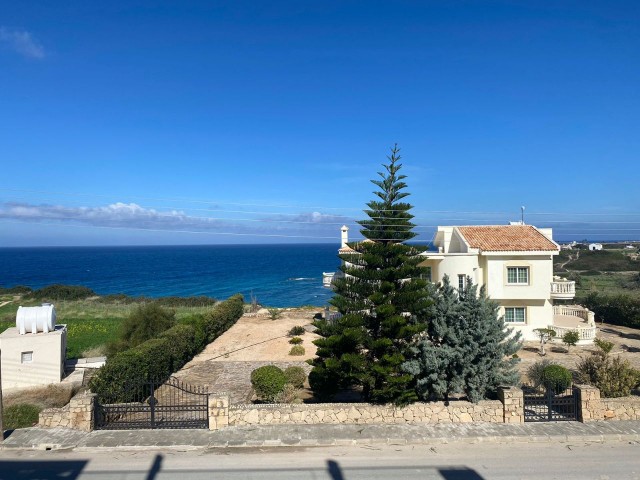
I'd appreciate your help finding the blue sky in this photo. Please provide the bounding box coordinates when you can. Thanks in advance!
[1,1,639,246]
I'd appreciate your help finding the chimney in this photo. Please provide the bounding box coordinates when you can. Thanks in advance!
[341,225,349,248]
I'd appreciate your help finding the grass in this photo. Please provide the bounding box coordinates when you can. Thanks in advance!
[562,250,640,272]
[2,404,41,429]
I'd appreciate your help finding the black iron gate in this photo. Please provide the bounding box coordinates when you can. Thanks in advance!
[523,386,577,422]
[95,377,209,430]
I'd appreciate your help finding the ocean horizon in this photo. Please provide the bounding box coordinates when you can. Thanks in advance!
[0,244,342,307]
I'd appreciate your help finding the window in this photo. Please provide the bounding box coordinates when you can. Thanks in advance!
[504,307,526,323]
[458,274,466,291]
[21,351,33,363]
[507,267,529,284]
[420,267,432,283]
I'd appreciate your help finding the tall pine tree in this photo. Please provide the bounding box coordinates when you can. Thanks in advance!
[403,276,522,403]
[310,145,430,405]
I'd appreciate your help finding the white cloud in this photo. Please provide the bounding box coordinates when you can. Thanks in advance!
[0,27,45,59]
[0,202,348,239]
[0,202,226,230]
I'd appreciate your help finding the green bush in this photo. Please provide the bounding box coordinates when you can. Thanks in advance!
[289,345,305,356]
[0,285,33,295]
[288,325,306,336]
[527,359,558,389]
[576,351,640,398]
[581,292,640,329]
[268,308,282,320]
[28,284,95,301]
[562,331,580,350]
[90,294,244,402]
[289,336,303,345]
[541,365,573,393]
[594,338,615,355]
[251,365,287,402]
[107,303,176,356]
[274,383,301,404]
[2,403,41,429]
[284,366,307,388]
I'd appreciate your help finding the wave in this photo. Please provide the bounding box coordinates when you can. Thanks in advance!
[288,277,318,281]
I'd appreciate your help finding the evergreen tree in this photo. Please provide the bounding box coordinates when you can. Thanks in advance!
[310,145,430,405]
[403,276,521,403]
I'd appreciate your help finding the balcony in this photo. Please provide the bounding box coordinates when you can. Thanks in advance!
[550,305,597,344]
[550,278,575,300]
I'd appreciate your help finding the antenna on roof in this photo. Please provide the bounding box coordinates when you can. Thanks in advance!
[521,206,525,225]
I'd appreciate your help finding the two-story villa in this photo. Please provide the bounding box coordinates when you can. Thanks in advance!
[324,224,596,343]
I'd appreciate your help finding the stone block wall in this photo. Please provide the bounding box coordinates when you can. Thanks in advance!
[575,384,640,422]
[39,392,96,432]
[226,399,504,428]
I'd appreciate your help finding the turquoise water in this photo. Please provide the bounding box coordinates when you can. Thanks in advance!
[0,244,340,307]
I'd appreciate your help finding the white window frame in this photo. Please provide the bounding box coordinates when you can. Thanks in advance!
[458,274,466,291]
[504,307,526,323]
[507,267,529,285]
[21,351,33,363]
[420,266,432,283]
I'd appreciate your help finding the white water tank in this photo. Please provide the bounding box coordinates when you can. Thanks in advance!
[16,303,57,335]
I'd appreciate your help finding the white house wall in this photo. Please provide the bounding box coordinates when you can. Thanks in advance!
[484,255,554,301]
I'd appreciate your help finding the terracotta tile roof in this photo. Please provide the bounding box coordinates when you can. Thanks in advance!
[338,239,373,254]
[456,225,558,252]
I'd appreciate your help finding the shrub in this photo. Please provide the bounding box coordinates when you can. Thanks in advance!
[2,403,41,429]
[107,303,176,355]
[527,359,558,389]
[288,325,306,336]
[289,336,303,345]
[562,331,580,351]
[251,365,286,402]
[541,365,572,393]
[28,284,95,301]
[274,383,301,404]
[594,338,615,355]
[0,285,32,295]
[289,345,305,356]
[576,351,640,398]
[267,308,282,320]
[284,366,307,388]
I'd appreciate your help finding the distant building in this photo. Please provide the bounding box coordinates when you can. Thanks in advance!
[589,243,603,251]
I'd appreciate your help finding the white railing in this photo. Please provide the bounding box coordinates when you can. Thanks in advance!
[324,308,343,324]
[322,272,335,288]
[550,280,576,300]
[550,280,575,296]
[553,305,588,321]
[548,324,597,342]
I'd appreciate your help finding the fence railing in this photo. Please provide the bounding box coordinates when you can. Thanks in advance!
[550,280,576,297]
[553,305,589,320]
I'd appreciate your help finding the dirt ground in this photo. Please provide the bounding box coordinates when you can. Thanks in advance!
[186,309,320,363]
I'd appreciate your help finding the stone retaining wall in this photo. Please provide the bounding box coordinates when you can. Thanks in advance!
[576,384,640,421]
[226,399,503,427]
[39,392,96,432]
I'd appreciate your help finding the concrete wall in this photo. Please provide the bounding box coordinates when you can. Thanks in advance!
[0,326,67,389]
[484,255,553,301]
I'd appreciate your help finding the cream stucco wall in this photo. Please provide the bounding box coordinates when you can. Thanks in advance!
[0,325,67,389]
[483,254,554,301]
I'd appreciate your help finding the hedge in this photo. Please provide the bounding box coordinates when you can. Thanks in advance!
[580,292,640,329]
[90,294,245,402]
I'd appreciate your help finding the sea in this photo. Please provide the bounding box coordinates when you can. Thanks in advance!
[0,244,341,307]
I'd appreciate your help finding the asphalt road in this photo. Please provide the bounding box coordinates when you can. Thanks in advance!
[0,441,639,479]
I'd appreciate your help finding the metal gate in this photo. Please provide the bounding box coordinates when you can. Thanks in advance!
[523,386,577,422]
[95,377,209,430]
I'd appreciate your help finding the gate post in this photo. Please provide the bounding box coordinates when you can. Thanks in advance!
[69,392,97,432]
[574,384,603,422]
[498,386,524,423]
[208,393,229,430]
